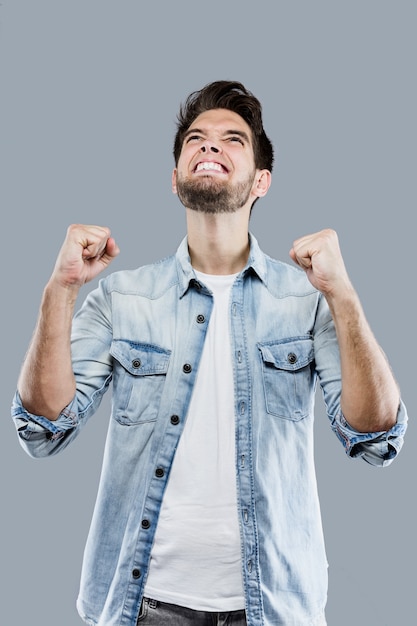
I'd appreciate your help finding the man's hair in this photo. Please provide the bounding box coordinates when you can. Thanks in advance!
[173,80,274,172]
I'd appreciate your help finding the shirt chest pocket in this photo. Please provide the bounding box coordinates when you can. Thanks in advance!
[110,340,171,425]
[258,336,315,421]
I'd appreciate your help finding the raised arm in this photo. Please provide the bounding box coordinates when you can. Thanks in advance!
[18,224,120,420]
[290,228,399,433]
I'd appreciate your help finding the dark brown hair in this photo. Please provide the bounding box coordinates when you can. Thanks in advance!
[173,80,274,172]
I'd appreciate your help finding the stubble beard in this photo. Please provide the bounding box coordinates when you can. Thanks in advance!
[176,172,256,214]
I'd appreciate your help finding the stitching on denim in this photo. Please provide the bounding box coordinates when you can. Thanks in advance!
[61,406,77,425]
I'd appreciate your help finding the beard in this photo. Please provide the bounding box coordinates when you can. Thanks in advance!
[176,171,256,214]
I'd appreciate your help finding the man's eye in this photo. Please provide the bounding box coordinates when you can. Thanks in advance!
[228,136,244,144]
[186,135,202,142]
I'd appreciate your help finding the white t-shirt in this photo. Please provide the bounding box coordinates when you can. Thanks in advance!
[144,272,245,611]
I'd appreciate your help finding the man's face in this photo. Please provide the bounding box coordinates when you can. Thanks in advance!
[172,109,259,214]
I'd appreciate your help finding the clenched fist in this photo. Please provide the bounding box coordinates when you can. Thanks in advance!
[289,229,352,298]
[51,224,120,289]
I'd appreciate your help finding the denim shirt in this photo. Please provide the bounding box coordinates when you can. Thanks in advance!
[12,234,407,626]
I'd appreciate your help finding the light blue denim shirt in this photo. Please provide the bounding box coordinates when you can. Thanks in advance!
[12,234,407,626]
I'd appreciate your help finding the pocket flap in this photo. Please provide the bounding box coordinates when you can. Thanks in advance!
[258,337,314,371]
[110,340,171,376]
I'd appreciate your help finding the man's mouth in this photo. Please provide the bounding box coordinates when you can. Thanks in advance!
[193,161,228,174]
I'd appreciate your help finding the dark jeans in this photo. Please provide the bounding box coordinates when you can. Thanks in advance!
[137,597,247,625]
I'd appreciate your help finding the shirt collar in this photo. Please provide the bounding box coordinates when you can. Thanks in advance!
[175,232,268,298]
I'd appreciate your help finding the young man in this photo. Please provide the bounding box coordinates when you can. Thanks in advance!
[12,81,407,626]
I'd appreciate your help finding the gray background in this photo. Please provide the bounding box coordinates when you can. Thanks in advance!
[1,1,415,624]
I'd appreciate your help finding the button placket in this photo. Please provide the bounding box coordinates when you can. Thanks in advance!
[230,283,263,616]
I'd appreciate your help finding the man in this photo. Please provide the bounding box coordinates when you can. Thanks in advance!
[12,81,407,626]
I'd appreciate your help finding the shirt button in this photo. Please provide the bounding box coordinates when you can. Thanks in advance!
[183,363,192,373]
[287,352,298,364]
[196,314,205,324]
[132,359,141,368]
[132,568,141,579]
[155,467,165,478]
[170,415,180,425]
[141,519,151,529]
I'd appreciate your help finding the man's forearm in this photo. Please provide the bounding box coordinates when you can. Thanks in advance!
[327,286,400,433]
[17,280,79,420]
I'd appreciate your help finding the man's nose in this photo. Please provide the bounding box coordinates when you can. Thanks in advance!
[200,142,220,154]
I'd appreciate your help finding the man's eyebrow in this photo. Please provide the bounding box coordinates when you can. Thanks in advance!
[183,128,251,143]
[183,128,204,139]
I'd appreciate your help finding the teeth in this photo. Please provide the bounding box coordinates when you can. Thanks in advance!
[196,162,223,173]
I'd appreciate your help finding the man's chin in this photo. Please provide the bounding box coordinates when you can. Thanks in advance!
[176,174,254,214]
[186,175,225,192]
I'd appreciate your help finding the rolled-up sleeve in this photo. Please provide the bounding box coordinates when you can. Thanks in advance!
[331,399,408,467]
[11,392,81,457]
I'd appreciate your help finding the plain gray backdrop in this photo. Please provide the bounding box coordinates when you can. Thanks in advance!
[1,2,415,624]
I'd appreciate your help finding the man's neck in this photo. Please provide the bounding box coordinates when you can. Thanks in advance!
[186,209,251,275]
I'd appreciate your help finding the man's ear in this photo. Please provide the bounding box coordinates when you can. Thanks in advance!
[253,169,272,198]
[172,169,178,194]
